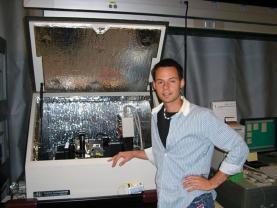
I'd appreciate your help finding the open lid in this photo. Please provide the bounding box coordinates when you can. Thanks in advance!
[28,17,167,92]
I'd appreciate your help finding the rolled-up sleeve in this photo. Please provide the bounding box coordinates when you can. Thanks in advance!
[219,136,249,175]
[144,147,155,165]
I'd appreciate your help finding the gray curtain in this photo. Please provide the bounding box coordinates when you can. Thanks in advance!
[163,33,277,120]
[0,0,32,182]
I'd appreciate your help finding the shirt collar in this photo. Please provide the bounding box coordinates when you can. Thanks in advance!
[152,96,190,116]
[179,96,190,116]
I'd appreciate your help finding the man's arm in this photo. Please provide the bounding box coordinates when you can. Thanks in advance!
[206,110,249,175]
[109,150,148,167]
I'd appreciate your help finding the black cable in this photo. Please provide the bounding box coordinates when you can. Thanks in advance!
[39,83,44,142]
[149,82,154,109]
[184,1,189,96]
[39,83,44,118]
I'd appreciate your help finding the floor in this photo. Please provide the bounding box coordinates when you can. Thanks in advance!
[215,201,224,208]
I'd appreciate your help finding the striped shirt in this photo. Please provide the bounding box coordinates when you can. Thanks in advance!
[145,97,249,208]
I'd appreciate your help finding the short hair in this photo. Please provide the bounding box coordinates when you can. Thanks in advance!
[151,58,184,81]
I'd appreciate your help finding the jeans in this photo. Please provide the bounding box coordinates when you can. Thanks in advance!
[187,193,215,208]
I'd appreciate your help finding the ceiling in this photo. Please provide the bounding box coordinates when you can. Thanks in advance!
[204,0,277,8]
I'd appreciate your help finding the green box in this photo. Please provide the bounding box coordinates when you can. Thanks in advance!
[229,172,244,183]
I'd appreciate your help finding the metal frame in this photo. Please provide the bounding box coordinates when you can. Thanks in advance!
[24,0,277,34]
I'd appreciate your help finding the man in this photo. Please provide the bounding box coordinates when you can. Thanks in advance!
[109,58,249,208]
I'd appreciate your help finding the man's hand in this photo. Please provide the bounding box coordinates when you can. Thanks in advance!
[108,150,148,167]
[183,176,214,192]
[108,151,135,167]
[182,171,228,192]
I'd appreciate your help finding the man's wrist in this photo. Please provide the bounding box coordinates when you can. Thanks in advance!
[209,171,229,189]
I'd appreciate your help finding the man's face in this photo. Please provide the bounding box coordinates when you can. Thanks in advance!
[153,66,184,104]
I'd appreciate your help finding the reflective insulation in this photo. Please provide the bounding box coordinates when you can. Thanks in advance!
[34,95,152,161]
[34,24,161,92]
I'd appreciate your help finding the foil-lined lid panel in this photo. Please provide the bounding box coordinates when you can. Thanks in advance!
[32,22,163,92]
